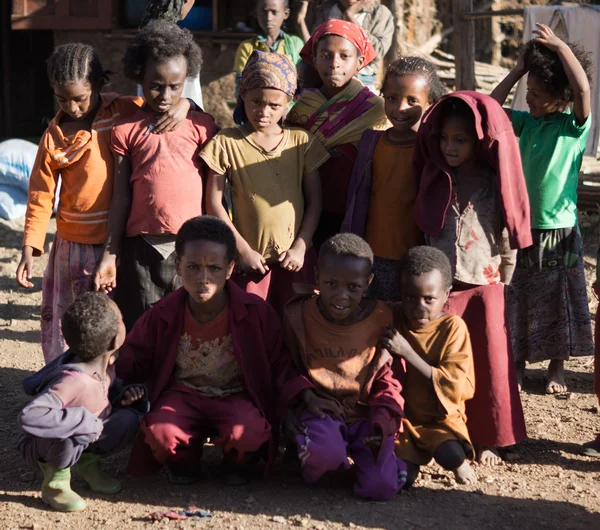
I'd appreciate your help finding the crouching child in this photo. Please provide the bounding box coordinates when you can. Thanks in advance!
[18,292,148,512]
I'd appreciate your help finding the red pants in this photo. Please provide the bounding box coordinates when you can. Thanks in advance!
[142,385,271,466]
[232,248,317,317]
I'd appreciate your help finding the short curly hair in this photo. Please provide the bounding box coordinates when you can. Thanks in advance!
[382,57,447,104]
[398,246,453,291]
[176,216,237,263]
[61,292,119,361]
[123,19,202,83]
[319,233,374,269]
[522,40,593,103]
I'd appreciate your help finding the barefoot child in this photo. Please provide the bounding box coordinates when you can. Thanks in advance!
[413,92,532,464]
[15,43,191,362]
[18,292,147,512]
[381,246,476,486]
[95,21,218,330]
[286,19,388,248]
[342,57,446,300]
[203,50,328,316]
[491,24,594,394]
[284,233,407,501]
[116,216,326,484]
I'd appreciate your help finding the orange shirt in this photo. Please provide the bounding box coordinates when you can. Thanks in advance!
[24,93,144,254]
[365,136,423,260]
[301,298,393,422]
[174,304,244,397]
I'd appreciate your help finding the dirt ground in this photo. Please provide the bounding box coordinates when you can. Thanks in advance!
[1,216,600,530]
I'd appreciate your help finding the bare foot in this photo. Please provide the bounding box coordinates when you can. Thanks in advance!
[454,461,477,484]
[477,446,502,466]
[546,359,567,394]
[515,360,526,392]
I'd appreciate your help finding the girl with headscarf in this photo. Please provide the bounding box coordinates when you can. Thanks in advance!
[286,19,388,249]
[202,51,330,317]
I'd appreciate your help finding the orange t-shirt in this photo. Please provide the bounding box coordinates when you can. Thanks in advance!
[174,304,244,397]
[301,298,393,422]
[365,136,423,260]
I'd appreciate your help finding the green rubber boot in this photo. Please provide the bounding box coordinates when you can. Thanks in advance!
[74,453,122,495]
[38,462,86,512]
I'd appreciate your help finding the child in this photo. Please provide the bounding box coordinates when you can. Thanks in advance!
[15,43,191,362]
[380,246,476,485]
[116,216,328,484]
[582,274,600,457]
[286,19,389,248]
[284,233,407,501]
[18,292,147,512]
[342,57,446,301]
[413,92,532,465]
[233,0,304,96]
[94,21,218,330]
[202,50,328,316]
[491,24,594,394]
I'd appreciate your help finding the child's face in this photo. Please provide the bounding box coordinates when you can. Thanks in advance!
[383,73,430,134]
[400,270,449,331]
[141,56,188,114]
[316,255,373,324]
[176,240,235,307]
[314,36,364,93]
[243,87,290,131]
[440,115,477,168]
[256,0,289,36]
[526,74,563,118]
[53,81,97,121]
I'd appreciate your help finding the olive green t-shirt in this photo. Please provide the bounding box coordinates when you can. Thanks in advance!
[511,110,591,229]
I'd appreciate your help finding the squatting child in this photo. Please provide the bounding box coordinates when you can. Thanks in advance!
[284,233,407,501]
[18,292,147,512]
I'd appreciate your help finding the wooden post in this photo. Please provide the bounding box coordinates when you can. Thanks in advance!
[453,0,476,90]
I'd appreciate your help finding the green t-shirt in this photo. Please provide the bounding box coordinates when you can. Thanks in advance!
[511,110,591,229]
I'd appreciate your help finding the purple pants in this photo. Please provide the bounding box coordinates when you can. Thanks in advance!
[295,414,407,501]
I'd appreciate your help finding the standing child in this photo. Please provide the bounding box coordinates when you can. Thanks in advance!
[413,92,532,464]
[202,50,328,316]
[234,0,304,96]
[284,233,407,501]
[15,43,191,362]
[18,292,147,512]
[94,21,218,330]
[342,57,446,301]
[286,19,389,249]
[491,24,594,394]
[381,246,476,486]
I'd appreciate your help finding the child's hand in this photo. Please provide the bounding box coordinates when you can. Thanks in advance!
[120,385,145,406]
[380,325,413,359]
[363,425,383,458]
[346,0,373,15]
[300,389,343,420]
[278,246,305,272]
[239,248,269,275]
[151,98,191,134]
[16,246,34,288]
[533,23,564,52]
[94,254,117,293]
[515,53,528,77]
[296,0,310,23]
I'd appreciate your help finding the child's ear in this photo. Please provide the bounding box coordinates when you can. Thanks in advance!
[357,54,366,72]
[107,350,118,366]
[226,260,235,280]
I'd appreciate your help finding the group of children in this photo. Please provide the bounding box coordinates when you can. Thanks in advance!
[13,1,598,513]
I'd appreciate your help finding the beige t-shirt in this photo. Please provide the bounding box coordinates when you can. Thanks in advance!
[200,124,329,263]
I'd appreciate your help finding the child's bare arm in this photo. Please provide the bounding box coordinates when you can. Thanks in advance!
[380,325,433,379]
[279,168,322,272]
[94,153,132,293]
[205,169,269,274]
[490,54,528,117]
[295,0,311,43]
[534,23,591,125]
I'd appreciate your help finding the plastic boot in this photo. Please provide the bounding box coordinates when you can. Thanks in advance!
[74,453,122,494]
[38,462,86,512]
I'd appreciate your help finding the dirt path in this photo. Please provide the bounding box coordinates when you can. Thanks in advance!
[1,219,599,530]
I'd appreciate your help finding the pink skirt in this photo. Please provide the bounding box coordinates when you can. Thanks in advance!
[41,235,103,363]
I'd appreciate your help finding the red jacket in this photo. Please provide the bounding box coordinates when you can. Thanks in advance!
[413,91,532,250]
[117,282,313,475]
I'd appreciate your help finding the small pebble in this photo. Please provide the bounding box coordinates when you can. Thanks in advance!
[272,515,287,524]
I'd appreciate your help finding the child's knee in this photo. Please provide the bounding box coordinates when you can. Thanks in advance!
[141,418,185,461]
[434,439,467,471]
[220,418,272,454]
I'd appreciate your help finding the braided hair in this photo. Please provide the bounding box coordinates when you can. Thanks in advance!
[382,57,446,104]
[141,0,186,27]
[46,43,110,89]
